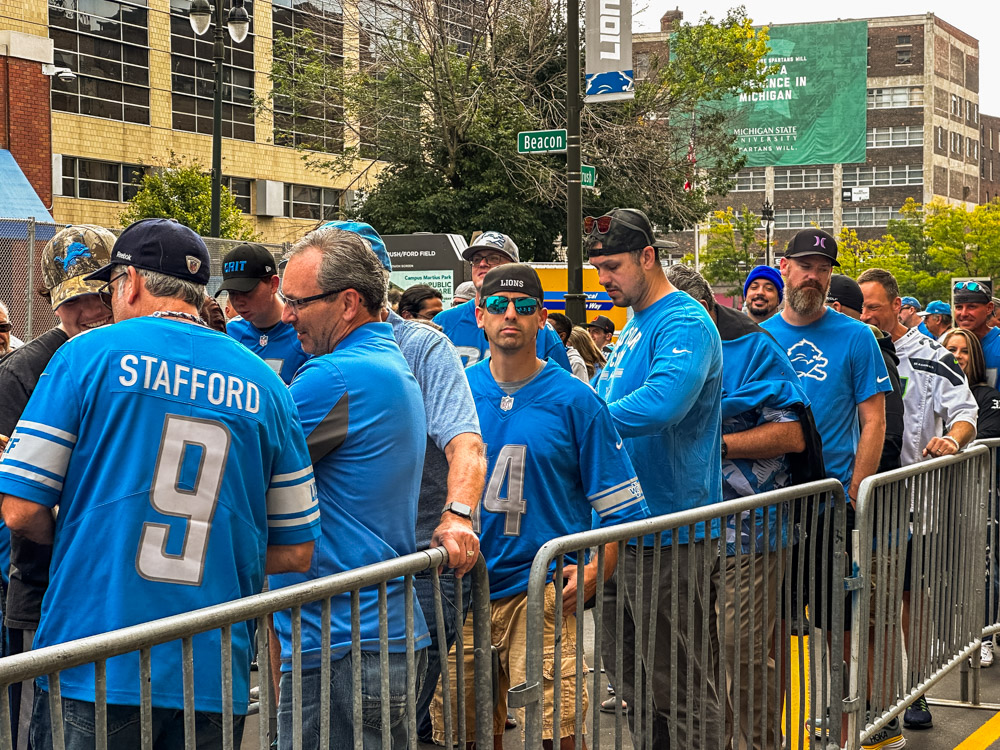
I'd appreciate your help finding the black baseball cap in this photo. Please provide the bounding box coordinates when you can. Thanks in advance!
[784,228,840,267]
[585,208,676,258]
[585,315,615,335]
[953,279,993,304]
[479,263,545,302]
[216,243,278,295]
[827,274,863,314]
[87,218,211,285]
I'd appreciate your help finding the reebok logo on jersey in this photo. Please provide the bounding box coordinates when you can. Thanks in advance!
[787,339,828,381]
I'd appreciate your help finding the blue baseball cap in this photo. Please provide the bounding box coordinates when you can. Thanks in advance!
[900,296,921,310]
[319,220,392,272]
[87,218,211,285]
[918,300,951,317]
[743,265,784,302]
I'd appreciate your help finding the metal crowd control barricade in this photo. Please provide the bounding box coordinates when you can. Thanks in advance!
[511,479,848,750]
[850,445,990,748]
[0,549,493,750]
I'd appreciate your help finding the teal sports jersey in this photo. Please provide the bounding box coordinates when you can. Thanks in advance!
[981,327,1000,388]
[434,299,573,371]
[0,317,319,712]
[467,360,648,599]
[227,317,310,385]
[271,323,430,670]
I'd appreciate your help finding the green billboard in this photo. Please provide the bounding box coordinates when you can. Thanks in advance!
[731,21,868,167]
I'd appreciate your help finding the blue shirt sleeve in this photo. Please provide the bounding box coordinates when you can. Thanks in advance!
[0,349,80,509]
[851,327,892,405]
[265,390,321,546]
[578,407,649,525]
[408,333,481,452]
[289,359,350,464]
[539,325,572,371]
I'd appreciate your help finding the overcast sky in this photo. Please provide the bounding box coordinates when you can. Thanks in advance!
[633,1,1000,114]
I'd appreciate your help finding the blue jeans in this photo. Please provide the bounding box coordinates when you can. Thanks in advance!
[412,573,472,741]
[277,648,427,750]
[30,690,245,750]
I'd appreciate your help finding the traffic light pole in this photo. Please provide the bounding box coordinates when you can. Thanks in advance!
[564,0,586,325]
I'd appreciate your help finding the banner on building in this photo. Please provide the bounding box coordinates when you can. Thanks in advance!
[730,20,867,166]
[585,0,634,103]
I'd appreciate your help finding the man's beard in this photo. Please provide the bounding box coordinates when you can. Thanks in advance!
[786,281,828,317]
[747,296,775,316]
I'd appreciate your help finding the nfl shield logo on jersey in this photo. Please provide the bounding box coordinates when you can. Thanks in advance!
[500,395,514,411]
[259,335,269,346]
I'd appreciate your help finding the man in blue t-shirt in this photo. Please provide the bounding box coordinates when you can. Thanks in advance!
[433,231,572,371]
[0,219,319,749]
[955,280,1000,386]
[269,226,430,750]
[217,243,310,384]
[588,208,724,749]
[465,263,647,745]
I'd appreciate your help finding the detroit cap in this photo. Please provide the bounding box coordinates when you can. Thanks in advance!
[917,300,951,317]
[462,231,520,263]
[585,315,615,335]
[87,218,211,285]
[585,208,675,258]
[216,243,278,295]
[42,224,116,309]
[826,274,863,314]
[479,263,544,302]
[784,228,840,267]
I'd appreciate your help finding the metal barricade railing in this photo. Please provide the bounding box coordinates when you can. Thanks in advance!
[511,479,848,750]
[0,548,493,750]
[850,445,990,747]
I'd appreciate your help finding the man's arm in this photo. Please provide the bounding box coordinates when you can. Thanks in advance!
[561,542,619,618]
[724,422,805,460]
[265,541,315,574]
[849,392,887,502]
[2,495,54,544]
[429,432,486,577]
[923,420,976,457]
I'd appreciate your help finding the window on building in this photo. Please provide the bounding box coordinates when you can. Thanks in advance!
[48,0,151,124]
[773,208,834,230]
[842,206,900,228]
[896,49,911,65]
[224,176,252,213]
[773,166,834,190]
[169,0,255,141]
[62,156,145,202]
[952,131,963,155]
[732,170,765,191]
[896,34,911,45]
[968,138,978,161]
[284,184,342,219]
[843,164,922,187]
[634,52,651,81]
[938,127,945,149]
[867,126,924,148]
[867,86,923,109]
[272,0,345,153]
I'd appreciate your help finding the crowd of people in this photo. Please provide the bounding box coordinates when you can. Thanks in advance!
[0,209,994,750]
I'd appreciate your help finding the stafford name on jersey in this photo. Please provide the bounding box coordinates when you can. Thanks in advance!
[116,353,261,414]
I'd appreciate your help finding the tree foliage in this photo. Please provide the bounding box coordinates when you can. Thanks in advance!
[120,155,258,240]
[685,206,767,298]
[266,1,775,259]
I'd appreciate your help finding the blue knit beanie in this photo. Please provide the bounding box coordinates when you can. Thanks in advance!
[743,265,783,302]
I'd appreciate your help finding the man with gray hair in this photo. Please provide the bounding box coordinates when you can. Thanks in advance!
[0,298,14,356]
[270,226,431,749]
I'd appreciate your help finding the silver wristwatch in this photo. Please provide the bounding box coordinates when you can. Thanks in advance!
[442,502,473,519]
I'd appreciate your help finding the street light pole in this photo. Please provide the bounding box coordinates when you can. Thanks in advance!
[761,198,774,267]
[564,0,586,325]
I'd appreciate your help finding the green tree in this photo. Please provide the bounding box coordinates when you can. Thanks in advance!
[685,206,766,298]
[836,226,950,302]
[120,156,258,240]
[266,2,775,259]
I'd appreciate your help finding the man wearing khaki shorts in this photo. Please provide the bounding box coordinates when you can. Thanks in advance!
[465,263,649,747]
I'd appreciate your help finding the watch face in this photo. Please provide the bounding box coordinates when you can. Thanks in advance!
[446,502,472,518]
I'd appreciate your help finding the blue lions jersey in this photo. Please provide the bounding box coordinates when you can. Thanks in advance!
[981,327,1000,388]
[227,317,310,385]
[0,317,319,712]
[435,299,573,371]
[467,361,648,599]
[270,323,430,670]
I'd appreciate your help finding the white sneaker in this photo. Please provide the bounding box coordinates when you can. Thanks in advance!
[982,641,994,667]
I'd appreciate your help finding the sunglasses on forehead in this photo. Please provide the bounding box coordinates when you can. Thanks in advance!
[482,295,539,315]
[954,281,989,293]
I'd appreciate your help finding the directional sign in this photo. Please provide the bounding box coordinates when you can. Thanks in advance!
[517,129,567,154]
[581,165,597,189]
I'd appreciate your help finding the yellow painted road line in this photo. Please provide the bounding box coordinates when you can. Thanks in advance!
[954,710,1000,750]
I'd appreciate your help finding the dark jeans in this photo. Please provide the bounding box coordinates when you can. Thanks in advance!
[412,573,472,742]
[277,648,427,750]
[30,690,245,750]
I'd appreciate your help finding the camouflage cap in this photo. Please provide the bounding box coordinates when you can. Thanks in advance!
[42,225,116,310]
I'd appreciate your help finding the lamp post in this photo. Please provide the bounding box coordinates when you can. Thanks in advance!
[563,0,585,324]
[761,198,774,268]
[188,0,250,238]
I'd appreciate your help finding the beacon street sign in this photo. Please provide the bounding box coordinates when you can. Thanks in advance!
[517,129,568,154]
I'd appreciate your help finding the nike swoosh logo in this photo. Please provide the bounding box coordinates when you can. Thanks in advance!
[616,440,623,450]
[673,348,691,354]
[877,375,889,383]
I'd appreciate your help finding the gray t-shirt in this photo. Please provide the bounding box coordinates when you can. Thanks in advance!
[388,312,481,550]
[496,361,547,395]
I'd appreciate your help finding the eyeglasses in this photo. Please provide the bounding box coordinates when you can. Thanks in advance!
[470,253,508,268]
[584,215,613,235]
[955,281,989,293]
[278,287,343,313]
[0,322,11,333]
[98,271,129,302]
[482,295,539,316]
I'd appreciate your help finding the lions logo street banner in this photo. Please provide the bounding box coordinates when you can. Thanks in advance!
[585,0,634,103]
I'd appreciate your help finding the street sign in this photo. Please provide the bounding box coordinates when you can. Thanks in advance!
[517,129,567,154]
[581,165,597,189]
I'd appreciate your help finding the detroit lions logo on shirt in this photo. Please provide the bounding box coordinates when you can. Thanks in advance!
[787,339,828,381]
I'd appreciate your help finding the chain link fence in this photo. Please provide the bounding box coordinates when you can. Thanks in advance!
[0,217,289,343]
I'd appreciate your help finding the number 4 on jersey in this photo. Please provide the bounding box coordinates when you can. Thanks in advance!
[476,444,527,536]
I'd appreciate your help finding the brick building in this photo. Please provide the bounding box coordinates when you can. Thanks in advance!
[636,12,986,257]
[982,114,1000,204]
